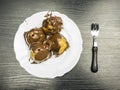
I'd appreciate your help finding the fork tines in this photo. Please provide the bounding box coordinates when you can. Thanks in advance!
[91,23,99,31]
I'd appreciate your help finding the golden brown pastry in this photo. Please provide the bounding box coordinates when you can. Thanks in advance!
[48,33,69,56]
[23,12,69,64]
[42,13,63,35]
[29,42,52,63]
[24,28,46,47]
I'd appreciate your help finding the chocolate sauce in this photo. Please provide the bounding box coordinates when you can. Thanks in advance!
[24,28,46,46]
[30,42,51,62]
[23,12,69,64]
[42,14,63,35]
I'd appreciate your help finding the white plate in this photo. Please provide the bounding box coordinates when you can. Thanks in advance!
[14,11,83,78]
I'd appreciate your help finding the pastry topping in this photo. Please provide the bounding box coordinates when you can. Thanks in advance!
[24,28,46,47]
[24,12,69,64]
[42,13,63,35]
[48,34,69,56]
[30,42,51,63]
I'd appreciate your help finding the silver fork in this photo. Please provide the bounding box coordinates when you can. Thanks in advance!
[91,23,99,73]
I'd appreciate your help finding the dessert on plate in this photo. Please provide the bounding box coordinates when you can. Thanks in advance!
[24,12,69,64]
[14,11,82,78]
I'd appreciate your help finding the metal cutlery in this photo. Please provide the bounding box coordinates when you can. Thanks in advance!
[91,23,99,73]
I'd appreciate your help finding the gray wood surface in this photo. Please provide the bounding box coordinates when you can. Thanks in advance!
[0,0,120,89]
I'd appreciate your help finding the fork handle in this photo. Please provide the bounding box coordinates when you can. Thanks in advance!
[91,46,98,73]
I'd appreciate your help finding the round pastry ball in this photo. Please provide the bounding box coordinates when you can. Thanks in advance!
[42,16,63,35]
[48,34,69,56]
[24,28,46,47]
[30,42,52,63]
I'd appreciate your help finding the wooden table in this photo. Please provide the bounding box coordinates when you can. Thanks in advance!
[0,0,120,89]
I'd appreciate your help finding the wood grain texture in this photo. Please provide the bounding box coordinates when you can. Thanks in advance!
[0,0,120,89]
